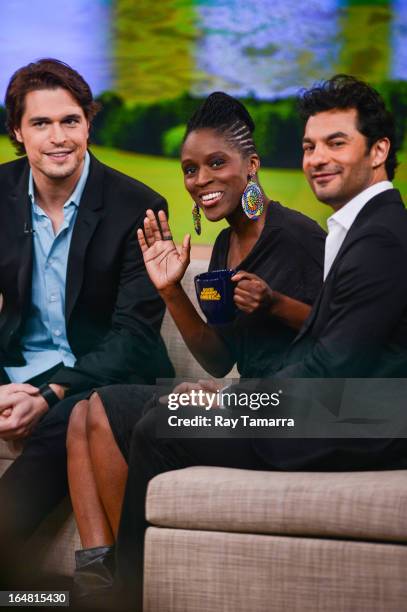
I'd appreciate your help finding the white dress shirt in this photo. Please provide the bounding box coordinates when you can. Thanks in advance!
[323,181,393,280]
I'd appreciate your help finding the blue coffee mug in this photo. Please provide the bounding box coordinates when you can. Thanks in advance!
[194,269,236,324]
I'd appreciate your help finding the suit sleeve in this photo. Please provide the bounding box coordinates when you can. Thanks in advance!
[48,195,174,393]
[276,228,407,378]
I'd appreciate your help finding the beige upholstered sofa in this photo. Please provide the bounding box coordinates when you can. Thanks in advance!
[0,259,406,611]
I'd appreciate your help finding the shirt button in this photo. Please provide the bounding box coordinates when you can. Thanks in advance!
[50,293,58,302]
[54,329,62,337]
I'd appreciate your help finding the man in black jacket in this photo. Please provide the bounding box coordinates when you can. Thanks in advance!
[252,74,407,471]
[0,59,173,540]
[278,74,407,380]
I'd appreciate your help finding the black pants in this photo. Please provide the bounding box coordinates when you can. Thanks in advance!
[0,392,90,542]
[0,372,90,589]
[0,367,93,592]
[0,367,91,542]
[114,403,270,611]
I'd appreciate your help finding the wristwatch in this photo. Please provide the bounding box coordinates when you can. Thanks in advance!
[38,384,61,409]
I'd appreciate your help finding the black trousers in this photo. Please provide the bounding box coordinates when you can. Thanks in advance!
[0,366,93,592]
[0,387,90,541]
[114,403,270,611]
[0,362,97,543]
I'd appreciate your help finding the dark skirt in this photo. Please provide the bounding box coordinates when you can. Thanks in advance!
[96,384,156,461]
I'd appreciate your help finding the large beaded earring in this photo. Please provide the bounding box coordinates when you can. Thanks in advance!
[241,174,264,220]
[192,202,202,235]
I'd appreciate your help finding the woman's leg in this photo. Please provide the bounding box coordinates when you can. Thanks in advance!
[67,400,114,547]
[86,392,129,539]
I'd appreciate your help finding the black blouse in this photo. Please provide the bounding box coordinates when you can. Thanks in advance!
[208,201,326,377]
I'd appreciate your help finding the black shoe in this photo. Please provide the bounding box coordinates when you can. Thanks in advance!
[73,545,115,610]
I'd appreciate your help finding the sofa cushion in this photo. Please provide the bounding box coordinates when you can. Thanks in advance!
[146,466,407,543]
[144,528,407,612]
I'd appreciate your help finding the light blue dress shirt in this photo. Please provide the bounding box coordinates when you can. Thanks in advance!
[5,152,90,383]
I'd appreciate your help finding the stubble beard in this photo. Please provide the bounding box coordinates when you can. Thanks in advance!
[40,154,83,182]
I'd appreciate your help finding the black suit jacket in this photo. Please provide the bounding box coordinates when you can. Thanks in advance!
[0,153,174,392]
[254,189,407,470]
[278,188,407,378]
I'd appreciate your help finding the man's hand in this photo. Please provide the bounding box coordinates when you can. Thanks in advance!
[0,384,39,414]
[159,379,222,408]
[159,381,202,405]
[0,384,48,441]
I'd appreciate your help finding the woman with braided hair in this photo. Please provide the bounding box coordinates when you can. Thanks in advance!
[66,92,325,609]
[138,92,325,379]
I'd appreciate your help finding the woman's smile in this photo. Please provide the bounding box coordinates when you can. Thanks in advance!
[199,191,224,207]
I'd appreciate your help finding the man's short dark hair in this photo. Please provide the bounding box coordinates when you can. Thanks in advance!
[5,58,100,155]
[298,74,398,180]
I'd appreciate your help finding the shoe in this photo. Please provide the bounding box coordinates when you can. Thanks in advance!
[73,545,115,609]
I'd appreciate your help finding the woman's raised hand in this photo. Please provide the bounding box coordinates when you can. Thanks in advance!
[137,209,191,291]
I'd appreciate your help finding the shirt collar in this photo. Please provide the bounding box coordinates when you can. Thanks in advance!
[327,181,393,231]
[28,150,90,209]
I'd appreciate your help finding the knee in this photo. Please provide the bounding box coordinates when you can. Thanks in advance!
[86,392,111,441]
[66,400,89,452]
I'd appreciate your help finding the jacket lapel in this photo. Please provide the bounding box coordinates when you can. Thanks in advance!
[322,189,404,288]
[9,162,34,308]
[65,154,104,323]
[292,189,404,346]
